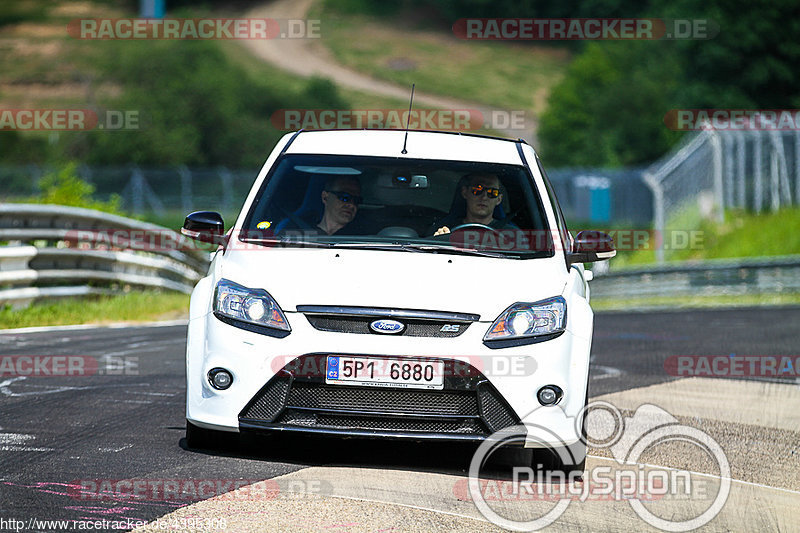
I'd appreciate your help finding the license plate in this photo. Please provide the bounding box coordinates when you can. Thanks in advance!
[325,356,444,390]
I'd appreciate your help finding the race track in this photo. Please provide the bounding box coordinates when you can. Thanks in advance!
[1,307,798,532]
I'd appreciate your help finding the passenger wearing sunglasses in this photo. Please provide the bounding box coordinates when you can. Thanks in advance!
[432,173,516,236]
[318,176,363,235]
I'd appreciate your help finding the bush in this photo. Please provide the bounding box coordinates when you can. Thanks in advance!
[37,162,124,214]
[71,40,346,167]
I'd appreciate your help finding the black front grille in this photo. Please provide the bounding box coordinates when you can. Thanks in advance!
[304,315,471,337]
[277,410,485,434]
[239,356,520,440]
[286,381,477,416]
[240,373,290,421]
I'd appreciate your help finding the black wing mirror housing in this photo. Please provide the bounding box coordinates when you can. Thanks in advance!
[568,230,616,265]
[181,211,227,246]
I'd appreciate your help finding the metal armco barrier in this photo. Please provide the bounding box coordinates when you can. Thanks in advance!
[591,255,800,300]
[0,204,210,308]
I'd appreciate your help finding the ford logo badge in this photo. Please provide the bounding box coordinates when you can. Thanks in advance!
[369,319,405,334]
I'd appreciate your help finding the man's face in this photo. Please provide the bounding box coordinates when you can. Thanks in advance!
[321,178,361,226]
[462,175,503,219]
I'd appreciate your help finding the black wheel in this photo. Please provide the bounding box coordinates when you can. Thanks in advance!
[185,420,221,450]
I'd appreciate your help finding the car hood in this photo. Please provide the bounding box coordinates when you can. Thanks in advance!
[218,247,567,321]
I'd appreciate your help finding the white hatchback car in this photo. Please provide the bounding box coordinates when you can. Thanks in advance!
[181,129,614,474]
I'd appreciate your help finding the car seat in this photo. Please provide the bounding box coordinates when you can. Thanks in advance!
[273,175,328,234]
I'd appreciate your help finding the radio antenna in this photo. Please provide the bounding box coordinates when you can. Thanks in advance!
[401,83,415,154]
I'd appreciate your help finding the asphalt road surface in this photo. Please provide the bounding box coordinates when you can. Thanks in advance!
[1,307,798,532]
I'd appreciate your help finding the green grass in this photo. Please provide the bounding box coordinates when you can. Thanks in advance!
[592,292,800,312]
[0,291,190,329]
[609,207,800,268]
[311,0,571,115]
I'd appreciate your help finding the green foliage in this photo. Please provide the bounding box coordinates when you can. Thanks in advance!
[73,40,345,167]
[37,162,124,214]
[613,207,800,267]
[0,3,46,27]
[539,0,800,167]
[539,42,681,166]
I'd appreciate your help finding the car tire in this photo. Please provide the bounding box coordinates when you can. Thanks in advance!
[185,420,221,450]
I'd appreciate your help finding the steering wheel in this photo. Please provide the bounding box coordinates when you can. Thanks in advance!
[448,223,500,234]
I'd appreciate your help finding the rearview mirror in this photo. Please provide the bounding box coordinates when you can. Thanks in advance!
[568,230,616,265]
[181,211,227,246]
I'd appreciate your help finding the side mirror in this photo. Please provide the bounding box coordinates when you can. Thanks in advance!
[568,230,616,265]
[181,211,227,246]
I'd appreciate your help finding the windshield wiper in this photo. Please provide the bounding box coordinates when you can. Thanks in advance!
[400,243,519,258]
[237,237,334,248]
[333,241,519,258]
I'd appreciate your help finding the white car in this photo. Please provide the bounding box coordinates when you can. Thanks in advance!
[181,129,614,474]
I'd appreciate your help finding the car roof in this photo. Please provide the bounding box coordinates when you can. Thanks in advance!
[284,129,528,165]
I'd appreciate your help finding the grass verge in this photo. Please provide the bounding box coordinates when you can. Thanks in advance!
[609,207,800,268]
[592,292,800,312]
[312,0,570,115]
[0,291,190,329]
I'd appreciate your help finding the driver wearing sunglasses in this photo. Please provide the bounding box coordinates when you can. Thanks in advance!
[433,173,515,236]
[318,176,363,235]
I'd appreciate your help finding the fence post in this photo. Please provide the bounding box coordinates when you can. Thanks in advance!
[643,171,665,263]
[179,165,192,214]
[131,167,145,215]
[736,132,746,208]
[754,133,763,213]
[218,167,233,214]
[710,129,724,222]
[795,131,800,205]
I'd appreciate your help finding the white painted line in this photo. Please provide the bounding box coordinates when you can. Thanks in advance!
[591,365,622,380]
[0,433,35,445]
[0,319,188,335]
[0,446,54,452]
[588,454,800,496]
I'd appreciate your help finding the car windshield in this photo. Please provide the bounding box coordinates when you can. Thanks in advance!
[241,154,554,258]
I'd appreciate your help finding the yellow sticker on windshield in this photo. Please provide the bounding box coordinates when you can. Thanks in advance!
[256,221,271,229]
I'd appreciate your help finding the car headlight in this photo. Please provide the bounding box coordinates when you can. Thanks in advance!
[484,296,566,342]
[213,279,290,332]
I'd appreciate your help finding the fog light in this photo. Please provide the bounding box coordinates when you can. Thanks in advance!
[208,368,233,390]
[537,385,563,406]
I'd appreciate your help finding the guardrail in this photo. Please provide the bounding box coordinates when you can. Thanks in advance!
[0,204,210,308]
[591,255,800,300]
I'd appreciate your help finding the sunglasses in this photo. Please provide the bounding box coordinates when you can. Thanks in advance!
[325,190,363,205]
[469,185,501,199]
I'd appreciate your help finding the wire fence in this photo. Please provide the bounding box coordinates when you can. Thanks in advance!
[1,163,654,226]
[3,128,799,254]
[644,129,800,261]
